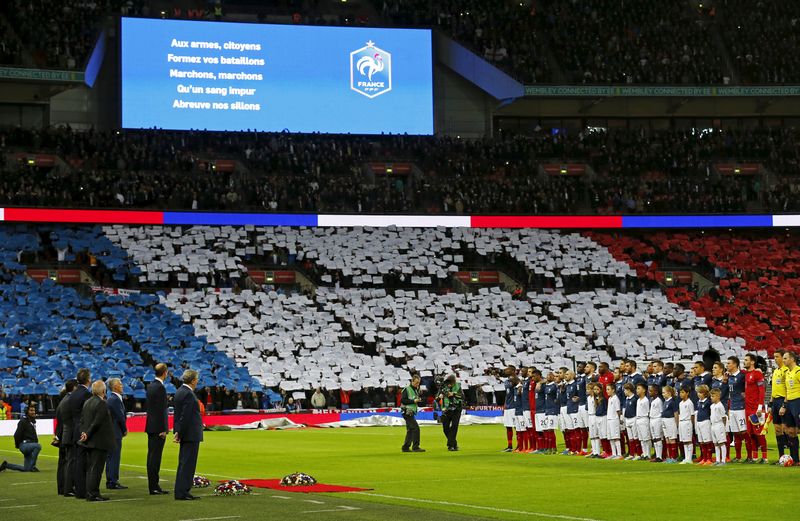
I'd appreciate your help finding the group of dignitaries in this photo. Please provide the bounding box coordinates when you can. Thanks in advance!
[0,363,205,501]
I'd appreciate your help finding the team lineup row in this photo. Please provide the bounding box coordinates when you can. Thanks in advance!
[499,351,800,466]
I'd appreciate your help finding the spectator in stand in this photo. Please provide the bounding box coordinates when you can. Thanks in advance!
[311,388,327,410]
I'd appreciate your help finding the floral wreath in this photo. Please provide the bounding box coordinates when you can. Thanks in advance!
[213,480,252,496]
[280,472,317,487]
[193,475,211,488]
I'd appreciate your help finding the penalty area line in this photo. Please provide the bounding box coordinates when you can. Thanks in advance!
[178,517,242,521]
[354,493,603,521]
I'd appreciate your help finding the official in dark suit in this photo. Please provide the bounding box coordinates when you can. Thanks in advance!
[54,379,77,495]
[173,369,203,500]
[79,380,115,502]
[68,368,92,499]
[105,378,128,490]
[145,363,170,495]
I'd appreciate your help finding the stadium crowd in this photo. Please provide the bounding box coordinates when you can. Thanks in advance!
[546,0,726,84]
[2,126,796,215]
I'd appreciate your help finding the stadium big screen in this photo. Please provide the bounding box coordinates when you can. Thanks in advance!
[120,17,434,134]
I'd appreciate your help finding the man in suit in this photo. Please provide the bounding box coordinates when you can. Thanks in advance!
[79,380,115,502]
[105,378,128,490]
[146,363,170,495]
[68,368,92,499]
[54,379,77,494]
[173,369,203,500]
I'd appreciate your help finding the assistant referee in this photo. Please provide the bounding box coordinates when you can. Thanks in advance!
[778,351,800,465]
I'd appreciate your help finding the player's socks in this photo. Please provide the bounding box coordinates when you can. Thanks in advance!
[744,433,755,460]
[506,427,514,448]
[789,436,800,462]
[641,440,651,458]
[529,430,537,451]
[601,439,611,454]
[733,432,743,459]
[720,443,727,463]
[757,434,767,459]
[581,428,589,451]
[777,433,787,457]
[612,440,621,457]
[683,443,694,462]
[515,431,524,451]
[654,440,663,459]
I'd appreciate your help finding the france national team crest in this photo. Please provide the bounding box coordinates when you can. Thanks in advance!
[350,40,392,99]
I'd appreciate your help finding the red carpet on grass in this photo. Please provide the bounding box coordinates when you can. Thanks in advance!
[238,479,371,493]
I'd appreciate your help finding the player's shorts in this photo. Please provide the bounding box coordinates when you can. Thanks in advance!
[577,405,589,429]
[783,399,800,428]
[771,397,785,426]
[514,414,528,432]
[649,418,663,440]
[522,410,533,429]
[679,420,693,443]
[636,418,651,441]
[503,409,515,428]
[559,407,570,431]
[625,417,638,440]
[595,416,607,439]
[535,412,547,431]
[728,409,747,433]
[606,416,621,439]
[696,420,712,443]
[662,418,678,440]
[544,413,557,431]
[567,412,579,430]
[711,422,727,444]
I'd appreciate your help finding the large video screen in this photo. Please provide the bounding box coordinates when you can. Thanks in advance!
[120,18,433,134]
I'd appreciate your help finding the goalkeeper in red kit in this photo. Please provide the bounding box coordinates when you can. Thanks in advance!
[744,353,768,463]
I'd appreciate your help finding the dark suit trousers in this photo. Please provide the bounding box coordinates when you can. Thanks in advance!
[147,434,166,492]
[86,448,108,499]
[73,445,88,498]
[57,445,67,495]
[105,437,122,485]
[174,442,199,499]
[62,444,75,495]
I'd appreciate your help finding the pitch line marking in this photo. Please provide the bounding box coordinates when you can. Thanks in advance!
[91,498,144,503]
[0,505,38,509]
[10,481,50,486]
[301,506,360,514]
[302,499,325,504]
[271,495,292,500]
[178,517,241,521]
[355,493,603,521]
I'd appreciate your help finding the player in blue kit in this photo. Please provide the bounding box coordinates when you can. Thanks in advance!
[533,370,547,453]
[543,373,559,454]
[726,356,747,461]
[501,366,517,452]
[563,371,580,455]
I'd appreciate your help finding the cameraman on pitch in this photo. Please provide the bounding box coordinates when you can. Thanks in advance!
[401,374,425,452]
[439,374,464,451]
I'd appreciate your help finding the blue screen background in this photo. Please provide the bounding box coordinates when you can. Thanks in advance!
[120,18,433,134]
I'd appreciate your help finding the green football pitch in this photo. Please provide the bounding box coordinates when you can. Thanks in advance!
[0,425,794,521]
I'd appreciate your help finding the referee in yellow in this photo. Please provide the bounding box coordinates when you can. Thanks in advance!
[778,351,800,465]
[771,350,789,464]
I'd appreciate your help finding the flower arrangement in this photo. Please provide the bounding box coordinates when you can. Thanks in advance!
[193,475,211,488]
[213,480,251,496]
[280,472,317,487]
